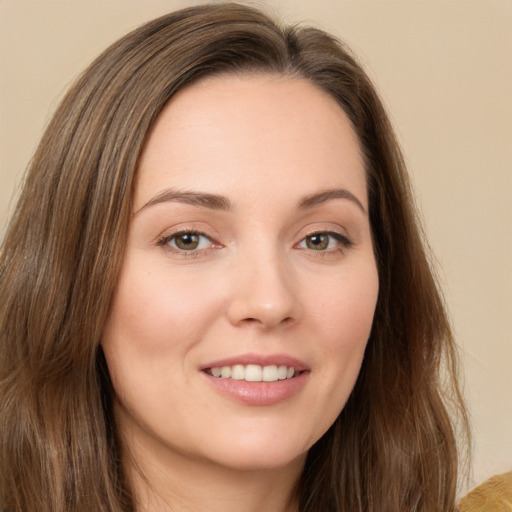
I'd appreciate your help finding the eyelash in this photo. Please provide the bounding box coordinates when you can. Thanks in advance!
[297,231,353,255]
[156,229,218,258]
[156,229,353,257]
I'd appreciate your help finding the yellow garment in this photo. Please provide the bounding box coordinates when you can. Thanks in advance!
[460,472,512,512]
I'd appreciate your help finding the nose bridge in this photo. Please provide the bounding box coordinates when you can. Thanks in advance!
[226,236,299,329]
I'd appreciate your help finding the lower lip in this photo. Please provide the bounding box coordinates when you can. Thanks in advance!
[202,371,309,406]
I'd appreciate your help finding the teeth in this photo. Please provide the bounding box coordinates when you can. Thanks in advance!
[207,364,298,382]
[245,364,262,382]
[231,364,245,380]
[277,365,288,380]
[262,365,278,382]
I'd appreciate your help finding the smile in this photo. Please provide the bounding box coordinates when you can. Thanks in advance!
[205,364,298,382]
[200,354,310,404]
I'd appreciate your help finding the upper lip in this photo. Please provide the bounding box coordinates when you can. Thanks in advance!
[200,353,310,372]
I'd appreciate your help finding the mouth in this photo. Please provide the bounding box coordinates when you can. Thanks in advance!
[200,354,310,405]
[204,364,301,382]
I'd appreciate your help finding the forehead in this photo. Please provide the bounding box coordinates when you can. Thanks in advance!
[135,74,367,210]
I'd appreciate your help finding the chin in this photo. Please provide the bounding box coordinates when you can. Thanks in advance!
[193,425,314,473]
[207,444,308,473]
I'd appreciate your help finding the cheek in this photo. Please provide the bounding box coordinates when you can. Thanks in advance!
[306,258,378,403]
[309,261,379,346]
[100,262,223,418]
[103,260,224,359]
[291,261,378,447]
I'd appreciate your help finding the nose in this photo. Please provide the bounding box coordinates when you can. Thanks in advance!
[226,248,300,330]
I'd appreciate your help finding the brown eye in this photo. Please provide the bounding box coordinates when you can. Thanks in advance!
[163,232,212,252]
[298,231,352,252]
[305,233,329,250]
[174,233,200,250]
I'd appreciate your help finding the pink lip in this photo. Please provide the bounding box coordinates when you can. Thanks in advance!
[199,353,310,406]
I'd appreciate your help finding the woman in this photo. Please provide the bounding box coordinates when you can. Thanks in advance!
[0,3,469,511]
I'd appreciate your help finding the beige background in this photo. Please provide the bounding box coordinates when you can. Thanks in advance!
[1,0,510,492]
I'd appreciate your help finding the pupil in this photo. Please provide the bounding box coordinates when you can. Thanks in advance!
[307,234,328,250]
[177,233,199,250]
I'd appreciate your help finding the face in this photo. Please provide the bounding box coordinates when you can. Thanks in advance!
[102,75,379,474]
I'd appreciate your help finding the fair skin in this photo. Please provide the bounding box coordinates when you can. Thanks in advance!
[102,74,379,512]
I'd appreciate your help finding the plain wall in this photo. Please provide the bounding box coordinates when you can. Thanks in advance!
[1,0,511,492]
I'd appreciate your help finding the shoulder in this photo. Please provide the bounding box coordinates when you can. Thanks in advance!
[459,472,512,512]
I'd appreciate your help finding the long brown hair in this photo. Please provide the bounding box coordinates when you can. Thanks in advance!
[0,4,469,511]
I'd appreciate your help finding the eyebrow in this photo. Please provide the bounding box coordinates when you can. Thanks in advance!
[298,188,366,213]
[135,187,366,215]
[135,189,232,214]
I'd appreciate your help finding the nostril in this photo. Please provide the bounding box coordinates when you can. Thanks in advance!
[226,279,299,329]
[240,316,294,328]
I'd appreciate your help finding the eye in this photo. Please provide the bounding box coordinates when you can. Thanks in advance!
[158,231,214,252]
[297,232,351,251]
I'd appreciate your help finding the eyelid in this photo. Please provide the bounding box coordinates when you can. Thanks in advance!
[295,228,354,252]
[155,226,222,256]
[299,224,352,242]
[167,232,211,250]
[154,223,353,257]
